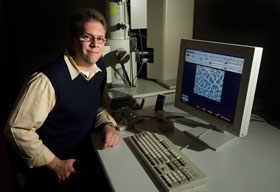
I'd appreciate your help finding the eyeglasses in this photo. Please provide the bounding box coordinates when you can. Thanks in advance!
[79,34,106,44]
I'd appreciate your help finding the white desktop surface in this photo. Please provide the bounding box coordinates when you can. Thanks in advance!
[91,105,280,192]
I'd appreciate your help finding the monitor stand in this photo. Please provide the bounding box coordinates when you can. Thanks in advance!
[174,118,237,151]
[135,108,238,151]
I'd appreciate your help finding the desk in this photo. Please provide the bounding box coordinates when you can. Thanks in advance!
[108,78,175,101]
[91,105,280,192]
[108,78,176,110]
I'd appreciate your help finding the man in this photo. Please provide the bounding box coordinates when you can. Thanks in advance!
[5,8,120,191]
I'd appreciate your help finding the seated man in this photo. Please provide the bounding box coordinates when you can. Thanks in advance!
[4,8,120,191]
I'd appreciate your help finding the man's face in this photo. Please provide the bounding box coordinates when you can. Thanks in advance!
[72,21,106,67]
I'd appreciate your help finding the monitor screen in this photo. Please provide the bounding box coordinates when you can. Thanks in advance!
[175,39,263,150]
[181,49,244,124]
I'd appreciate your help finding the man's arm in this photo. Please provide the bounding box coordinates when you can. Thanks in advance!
[95,85,117,126]
[4,72,56,168]
[95,84,120,149]
[5,72,78,182]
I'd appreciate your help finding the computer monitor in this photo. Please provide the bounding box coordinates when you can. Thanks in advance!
[175,38,263,151]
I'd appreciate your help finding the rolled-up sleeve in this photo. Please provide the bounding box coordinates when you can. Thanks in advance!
[4,72,56,168]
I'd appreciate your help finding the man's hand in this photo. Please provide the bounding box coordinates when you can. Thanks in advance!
[102,123,120,149]
[46,156,76,182]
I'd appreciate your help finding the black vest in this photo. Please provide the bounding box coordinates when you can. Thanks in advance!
[36,57,106,159]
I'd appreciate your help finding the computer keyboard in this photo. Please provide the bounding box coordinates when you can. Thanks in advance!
[127,131,207,192]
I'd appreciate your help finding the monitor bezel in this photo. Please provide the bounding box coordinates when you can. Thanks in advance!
[175,38,262,137]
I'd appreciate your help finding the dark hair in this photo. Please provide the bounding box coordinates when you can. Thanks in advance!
[69,8,107,37]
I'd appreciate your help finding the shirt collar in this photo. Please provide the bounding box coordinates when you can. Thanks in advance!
[64,49,102,80]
